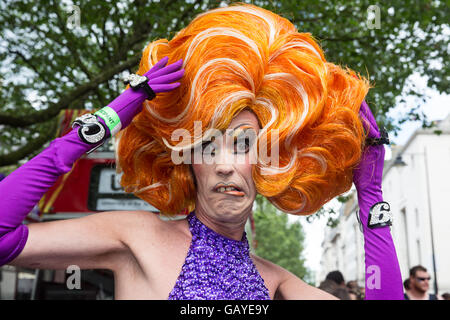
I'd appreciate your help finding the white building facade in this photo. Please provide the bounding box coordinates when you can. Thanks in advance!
[319,113,450,295]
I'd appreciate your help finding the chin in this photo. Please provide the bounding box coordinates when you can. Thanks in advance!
[213,203,246,215]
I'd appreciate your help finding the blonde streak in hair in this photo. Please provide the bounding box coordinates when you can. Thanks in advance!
[210,91,255,128]
[264,73,309,147]
[183,58,255,122]
[298,150,327,175]
[259,144,298,175]
[286,58,321,81]
[286,59,328,108]
[134,182,165,195]
[147,30,261,123]
[144,57,248,123]
[270,189,307,214]
[144,99,176,123]
[269,40,322,63]
[131,141,157,176]
[183,27,262,68]
[253,98,298,175]
[217,58,255,92]
[254,97,278,166]
[195,6,277,46]
[134,140,157,160]
[255,97,278,139]
[146,40,169,69]
[164,60,213,122]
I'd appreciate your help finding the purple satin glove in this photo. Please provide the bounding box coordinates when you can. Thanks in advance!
[0,57,184,266]
[353,100,403,300]
[106,56,184,132]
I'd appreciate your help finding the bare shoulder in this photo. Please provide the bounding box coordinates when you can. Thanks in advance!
[250,253,336,300]
[249,253,289,295]
[250,253,285,280]
[250,253,300,281]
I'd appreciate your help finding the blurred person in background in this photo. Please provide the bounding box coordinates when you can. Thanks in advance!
[326,270,346,288]
[318,279,350,300]
[403,278,411,298]
[347,280,364,300]
[404,265,441,300]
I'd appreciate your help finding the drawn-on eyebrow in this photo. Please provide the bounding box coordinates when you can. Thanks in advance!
[200,124,256,148]
[227,123,256,137]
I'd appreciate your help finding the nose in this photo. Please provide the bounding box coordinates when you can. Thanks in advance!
[215,163,234,177]
[214,148,235,176]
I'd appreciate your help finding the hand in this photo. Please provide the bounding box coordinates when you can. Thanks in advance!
[352,101,385,195]
[106,57,185,131]
[143,56,184,93]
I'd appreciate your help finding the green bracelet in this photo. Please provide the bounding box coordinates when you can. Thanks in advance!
[94,106,122,136]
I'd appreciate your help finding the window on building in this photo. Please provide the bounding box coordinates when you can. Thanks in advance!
[400,207,410,268]
[416,239,422,265]
[415,208,419,228]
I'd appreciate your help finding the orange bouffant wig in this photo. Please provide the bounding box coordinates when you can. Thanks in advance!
[116,3,370,217]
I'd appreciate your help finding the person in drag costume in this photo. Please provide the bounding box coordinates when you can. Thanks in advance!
[0,4,402,299]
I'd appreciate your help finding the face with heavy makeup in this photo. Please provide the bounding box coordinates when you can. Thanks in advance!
[191,109,260,240]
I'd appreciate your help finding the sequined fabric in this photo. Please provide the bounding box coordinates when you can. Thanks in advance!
[168,211,270,300]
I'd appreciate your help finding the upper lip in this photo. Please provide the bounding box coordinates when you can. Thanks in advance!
[213,183,243,192]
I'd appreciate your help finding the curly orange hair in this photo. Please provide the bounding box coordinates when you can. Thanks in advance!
[116,3,370,216]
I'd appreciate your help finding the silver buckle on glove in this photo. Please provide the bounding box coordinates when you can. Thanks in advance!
[123,74,156,100]
[72,113,107,154]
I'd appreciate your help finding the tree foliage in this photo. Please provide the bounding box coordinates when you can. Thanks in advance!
[253,195,312,283]
[0,0,447,168]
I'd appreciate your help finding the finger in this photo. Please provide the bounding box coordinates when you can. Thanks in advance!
[150,82,181,93]
[364,118,380,138]
[360,111,380,138]
[146,59,183,79]
[148,69,185,85]
[359,101,380,138]
[148,59,183,79]
[360,101,378,128]
[146,56,169,76]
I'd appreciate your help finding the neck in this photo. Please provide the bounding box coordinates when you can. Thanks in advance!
[408,287,428,299]
[194,203,251,241]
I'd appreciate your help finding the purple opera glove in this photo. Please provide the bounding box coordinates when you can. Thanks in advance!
[0,57,184,266]
[106,56,184,132]
[352,100,403,300]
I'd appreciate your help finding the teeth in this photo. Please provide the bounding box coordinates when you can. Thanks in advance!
[217,186,239,192]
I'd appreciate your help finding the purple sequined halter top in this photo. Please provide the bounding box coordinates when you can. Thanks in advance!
[167,211,270,300]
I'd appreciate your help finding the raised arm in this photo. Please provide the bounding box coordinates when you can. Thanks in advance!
[353,100,403,300]
[0,57,184,270]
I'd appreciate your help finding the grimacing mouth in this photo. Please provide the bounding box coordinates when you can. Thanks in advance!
[213,182,243,193]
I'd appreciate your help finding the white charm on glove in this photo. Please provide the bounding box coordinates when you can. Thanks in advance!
[368,201,393,229]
